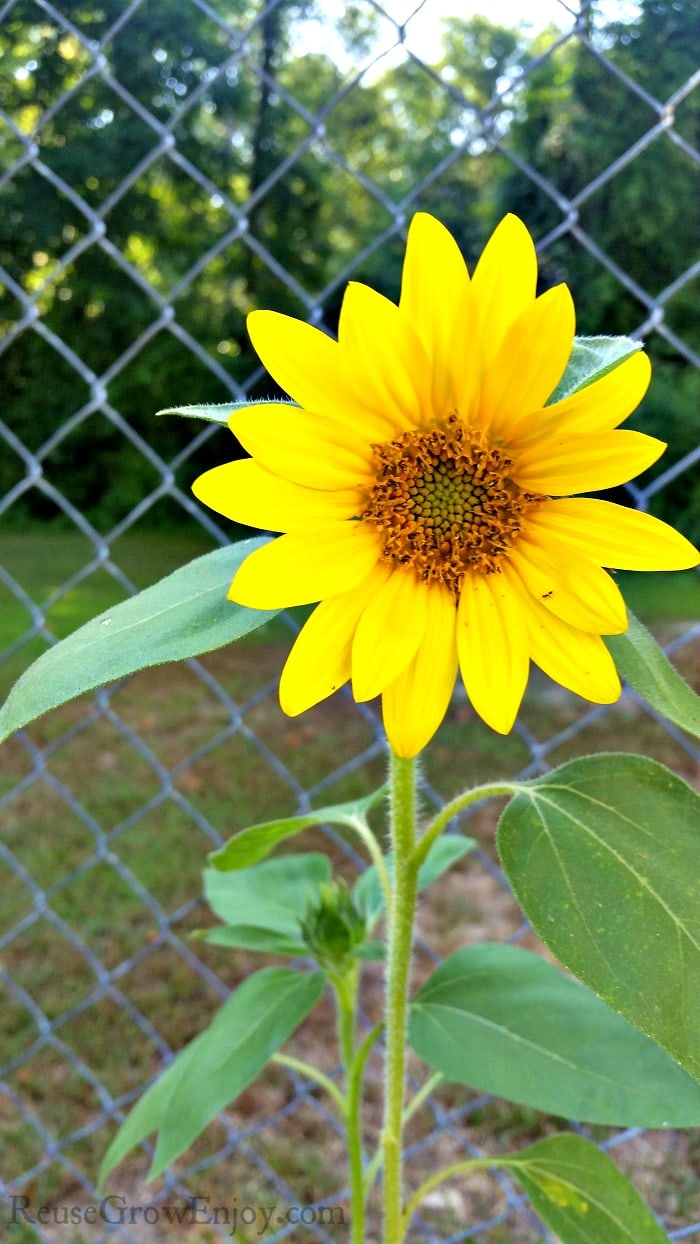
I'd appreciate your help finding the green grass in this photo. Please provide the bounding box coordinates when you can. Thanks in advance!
[617,569,700,621]
[0,529,213,653]
[0,530,297,699]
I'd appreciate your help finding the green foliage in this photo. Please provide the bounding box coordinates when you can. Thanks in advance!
[3,5,699,1234]
[502,1134,670,1243]
[157,399,297,426]
[201,828,476,968]
[209,785,387,870]
[498,754,700,1080]
[99,966,324,1183]
[3,1,697,535]
[606,610,700,737]
[547,336,641,404]
[409,943,700,1126]
[201,852,331,955]
[0,538,278,743]
[627,364,700,543]
[497,0,699,540]
[300,880,367,972]
[352,835,476,928]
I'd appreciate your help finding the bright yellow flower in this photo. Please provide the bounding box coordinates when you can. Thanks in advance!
[193,214,698,757]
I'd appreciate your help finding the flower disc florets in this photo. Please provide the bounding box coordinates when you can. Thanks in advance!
[363,414,545,595]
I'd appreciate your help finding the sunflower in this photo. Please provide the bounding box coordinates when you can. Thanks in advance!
[193,214,698,757]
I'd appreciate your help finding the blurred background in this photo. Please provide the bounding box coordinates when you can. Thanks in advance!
[1,2,699,1241]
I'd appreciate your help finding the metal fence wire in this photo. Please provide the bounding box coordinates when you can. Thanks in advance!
[1,0,699,1239]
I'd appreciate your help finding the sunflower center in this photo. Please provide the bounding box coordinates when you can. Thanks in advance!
[361,415,544,595]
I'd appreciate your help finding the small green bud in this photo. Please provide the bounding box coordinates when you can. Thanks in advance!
[300,880,367,972]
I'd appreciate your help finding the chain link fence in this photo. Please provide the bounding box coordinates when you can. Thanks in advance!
[1,0,699,1239]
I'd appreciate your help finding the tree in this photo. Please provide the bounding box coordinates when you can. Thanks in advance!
[498,0,700,538]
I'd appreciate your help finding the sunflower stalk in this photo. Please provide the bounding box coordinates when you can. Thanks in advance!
[381,750,420,1244]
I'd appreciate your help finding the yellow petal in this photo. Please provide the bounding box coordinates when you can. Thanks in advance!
[352,569,429,701]
[247,311,341,408]
[230,404,374,490]
[230,522,381,608]
[502,561,621,703]
[399,213,469,417]
[480,285,576,434]
[513,429,666,494]
[507,351,652,447]
[193,459,363,532]
[382,583,458,758]
[338,281,431,428]
[456,570,530,733]
[279,563,392,716]
[510,532,628,634]
[471,214,537,362]
[247,310,401,441]
[527,499,700,571]
[450,281,481,423]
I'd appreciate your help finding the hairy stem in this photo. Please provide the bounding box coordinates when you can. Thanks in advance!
[381,751,419,1244]
[364,1072,443,1197]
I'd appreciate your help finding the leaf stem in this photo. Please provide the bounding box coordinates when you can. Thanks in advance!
[349,815,393,915]
[414,782,518,870]
[345,1022,383,1243]
[333,966,359,1074]
[350,1021,383,1105]
[382,750,419,1244]
[401,1157,501,1235]
[331,966,367,1244]
[271,1053,347,1116]
[403,1071,443,1127]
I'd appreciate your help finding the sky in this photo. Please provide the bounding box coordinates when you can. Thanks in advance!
[300,0,643,67]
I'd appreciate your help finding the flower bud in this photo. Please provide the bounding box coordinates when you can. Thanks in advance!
[300,880,367,972]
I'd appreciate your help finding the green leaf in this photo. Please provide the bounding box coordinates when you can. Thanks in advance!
[606,610,700,738]
[157,399,297,424]
[0,539,278,744]
[353,835,476,927]
[99,1051,184,1188]
[192,925,305,956]
[203,852,331,953]
[416,835,476,891]
[547,335,641,405]
[208,786,387,871]
[503,1134,669,1243]
[497,754,700,1080]
[408,943,700,1125]
[99,967,324,1184]
[151,968,324,1177]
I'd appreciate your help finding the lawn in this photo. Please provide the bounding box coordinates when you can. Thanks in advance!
[1,531,699,1241]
